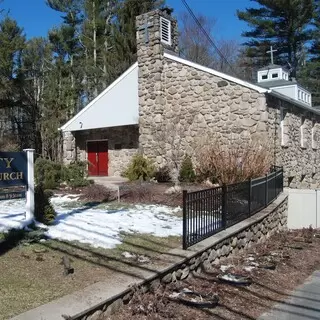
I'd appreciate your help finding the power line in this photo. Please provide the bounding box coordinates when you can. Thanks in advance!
[181,0,239,77]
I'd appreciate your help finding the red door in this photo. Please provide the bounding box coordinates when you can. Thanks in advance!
[98,141,108,176]
[87,141,108,176]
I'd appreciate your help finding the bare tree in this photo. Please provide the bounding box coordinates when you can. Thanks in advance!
[179,11,240,74]
[179,11,216,68]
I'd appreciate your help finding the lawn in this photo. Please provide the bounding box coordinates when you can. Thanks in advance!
[0,193,183,319]
[0,233,181,320]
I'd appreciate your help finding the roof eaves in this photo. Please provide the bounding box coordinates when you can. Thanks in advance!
[268,91,320,116]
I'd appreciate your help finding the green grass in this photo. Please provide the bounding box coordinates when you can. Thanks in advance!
[0,231,181,320]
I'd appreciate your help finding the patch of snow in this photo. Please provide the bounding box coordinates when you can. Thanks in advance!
[219,274,237,282]
[244,266,255,272]
[50,194,80,205]
[0,199,27,232]
[0,196,183,249]
[220,264,234,273]
[137,255,150,264]
[122,251,136,259]
[164,186,182,195]
[246,256,255,262]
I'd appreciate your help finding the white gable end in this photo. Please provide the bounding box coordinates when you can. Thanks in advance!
[60,63,139,132]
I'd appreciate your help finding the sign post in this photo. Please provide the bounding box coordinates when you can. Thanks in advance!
[23,149,35,221]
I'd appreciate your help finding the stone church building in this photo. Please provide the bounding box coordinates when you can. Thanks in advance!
[61,8,320,189]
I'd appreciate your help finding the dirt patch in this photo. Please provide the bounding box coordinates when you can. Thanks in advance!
[119,182,206,207]
[109,229,320,320]
[55,181,208,207]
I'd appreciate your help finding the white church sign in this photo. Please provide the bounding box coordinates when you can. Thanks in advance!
[0,149,35,221]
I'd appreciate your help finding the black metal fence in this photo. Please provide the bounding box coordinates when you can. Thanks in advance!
[182,166,283,249]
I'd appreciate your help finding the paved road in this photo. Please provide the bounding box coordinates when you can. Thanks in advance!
[259,270,320,320]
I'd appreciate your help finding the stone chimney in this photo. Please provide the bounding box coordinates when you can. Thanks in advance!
[136,9,178,158]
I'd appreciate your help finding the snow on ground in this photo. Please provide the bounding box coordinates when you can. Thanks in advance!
[0,195,182,249]
[0,199,31,232]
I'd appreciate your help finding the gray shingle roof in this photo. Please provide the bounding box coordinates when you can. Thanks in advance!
[258,64,289,72]
[258,79,297,88]
[268,91,319,115]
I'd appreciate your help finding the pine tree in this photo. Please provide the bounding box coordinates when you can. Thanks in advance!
[298,1,320,106]
[0,18,25,148]
[81,0,117,99]
[237,0,315,76]
[20,37,52,154]
[112,0,165,75]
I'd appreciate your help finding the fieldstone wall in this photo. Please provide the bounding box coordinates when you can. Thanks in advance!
[74,125,139,176]
[137,10,269,169]
[267,95,320,188]
[157,59,268,166]
[63,131,76,164]
[79,193,288,320]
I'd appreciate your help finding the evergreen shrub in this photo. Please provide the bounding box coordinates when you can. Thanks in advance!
[123,154,155,181]
[34,184,56,225]
[35,158,62,190]
[179,156,196,182]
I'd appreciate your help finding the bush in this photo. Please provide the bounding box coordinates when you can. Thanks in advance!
[121,182,153,203]
[154,165,171,183]
[123,154,155,181]
[80,184,113,202]
[34,184,56,225]
[179,156,196,182]
[196,137,272,185]
[35,158,62,190]
[62,161,90,188]
[35,159,90,189]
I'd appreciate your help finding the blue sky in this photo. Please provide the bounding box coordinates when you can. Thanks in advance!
[2,0,253,41]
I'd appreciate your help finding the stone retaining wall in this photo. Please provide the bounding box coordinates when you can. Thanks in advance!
[76,193,288,320]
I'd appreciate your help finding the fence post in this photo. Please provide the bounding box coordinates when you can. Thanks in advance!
[222,184,227,229]
[265,173,269,207]
[248,178,252,217]
[182,190,188,250]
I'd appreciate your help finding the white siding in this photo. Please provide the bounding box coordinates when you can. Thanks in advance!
[271,85,296,100]
[60,63,139,132]
[287,188,320,229]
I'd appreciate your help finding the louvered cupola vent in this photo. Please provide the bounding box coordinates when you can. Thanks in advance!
[160,17,171,45]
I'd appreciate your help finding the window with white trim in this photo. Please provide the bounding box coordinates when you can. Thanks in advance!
[160,17,171,45]
[312,120,317,149]
[301,116,306,148]
[298,90,301,100]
